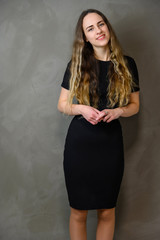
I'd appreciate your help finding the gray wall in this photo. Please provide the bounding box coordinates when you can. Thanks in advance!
[0,0,159,239]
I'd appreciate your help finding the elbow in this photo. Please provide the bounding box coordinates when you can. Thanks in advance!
[135,103,140,115]
[129,102,140,116]
[57,103,62,112]
[57,102,63,113]
[57,101,66,113]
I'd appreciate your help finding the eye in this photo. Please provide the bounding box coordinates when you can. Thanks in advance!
[99,23,104,26]
[88,28,93,32]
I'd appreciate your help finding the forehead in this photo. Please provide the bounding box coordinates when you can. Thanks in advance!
[82,13,103,29]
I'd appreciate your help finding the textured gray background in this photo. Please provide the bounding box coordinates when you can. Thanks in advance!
[0,0,159,239]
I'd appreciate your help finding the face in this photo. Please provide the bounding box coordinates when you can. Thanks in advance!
[82,13,110,49]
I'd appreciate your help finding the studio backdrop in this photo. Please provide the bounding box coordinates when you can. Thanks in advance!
[0,0,159,239]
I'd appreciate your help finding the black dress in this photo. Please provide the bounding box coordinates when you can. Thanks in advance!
[61,55,140,210]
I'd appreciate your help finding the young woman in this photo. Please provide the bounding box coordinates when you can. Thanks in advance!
[57,9,140,240]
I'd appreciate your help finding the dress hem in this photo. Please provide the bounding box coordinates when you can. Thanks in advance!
[69,203,117,210]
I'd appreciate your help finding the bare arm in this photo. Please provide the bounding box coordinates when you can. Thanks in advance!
[57,87,101,124]
[118,91,140,117]
[95,91,140,123]
[57,87,83,115]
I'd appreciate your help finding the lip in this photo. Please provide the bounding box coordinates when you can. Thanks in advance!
[96,34,105,40]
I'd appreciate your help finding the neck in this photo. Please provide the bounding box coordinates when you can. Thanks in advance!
[93,45,111,61]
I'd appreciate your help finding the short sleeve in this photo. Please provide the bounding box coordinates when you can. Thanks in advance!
[125,56,140,92]
[61,60,72,90]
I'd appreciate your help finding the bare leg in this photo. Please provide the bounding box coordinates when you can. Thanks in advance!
[96,207,115,240]
[69,207,88,240]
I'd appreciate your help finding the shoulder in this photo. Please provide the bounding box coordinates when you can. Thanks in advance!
[123,55,136,64]
[63,59,72,75]
[61,59,72,90]
[123,55,140,90]
[123,55,138,71]
[66,59,72,68]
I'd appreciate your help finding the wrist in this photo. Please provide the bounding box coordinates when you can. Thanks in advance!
[77,104,85,115]
[118,107,124,116]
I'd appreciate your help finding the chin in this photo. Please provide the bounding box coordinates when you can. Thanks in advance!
[94,42,109,48]
[96,38,109,44]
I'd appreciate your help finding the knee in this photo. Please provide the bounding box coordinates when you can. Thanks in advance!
[97,208,115,222]
[70,207,88,222]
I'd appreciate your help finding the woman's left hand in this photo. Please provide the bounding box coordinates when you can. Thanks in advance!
[96,108,123,123]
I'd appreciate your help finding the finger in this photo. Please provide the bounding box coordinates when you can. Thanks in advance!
[105,115,114,122]
[91,114,99,121]
[92,110,100,119]
[88,119,94,124]
[97,118,103,122]
[90,120,98,125]
[107,116,114,123]
[102,110,109,115]
[101,109,110,116]
[94,108,101,114]
[90,117,98,124]
[103,115,111,122]
[96,112,106,121]
[98,116,105,122]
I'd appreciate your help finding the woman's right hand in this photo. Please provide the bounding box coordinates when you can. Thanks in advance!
[80,105,101,125]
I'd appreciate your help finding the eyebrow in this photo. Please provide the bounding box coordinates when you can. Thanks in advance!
[86,20,104,30]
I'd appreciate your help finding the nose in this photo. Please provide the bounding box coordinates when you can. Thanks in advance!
[96,26,102,34]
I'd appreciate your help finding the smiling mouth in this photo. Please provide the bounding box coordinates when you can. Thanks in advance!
[97,34,105,40]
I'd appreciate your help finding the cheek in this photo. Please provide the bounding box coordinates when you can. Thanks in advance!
[105,26,110,35]
[84,30,89,39]
[85,32,94,41]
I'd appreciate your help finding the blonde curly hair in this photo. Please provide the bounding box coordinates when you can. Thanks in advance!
[66,9,138,110]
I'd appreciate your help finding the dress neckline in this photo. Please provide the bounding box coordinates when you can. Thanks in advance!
[94,56,111,63]
[97,59,111,63]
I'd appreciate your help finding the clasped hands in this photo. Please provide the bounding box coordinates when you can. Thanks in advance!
[82,105,123,125]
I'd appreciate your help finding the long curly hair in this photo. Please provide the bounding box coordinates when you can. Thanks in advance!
[66,9,138,110]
